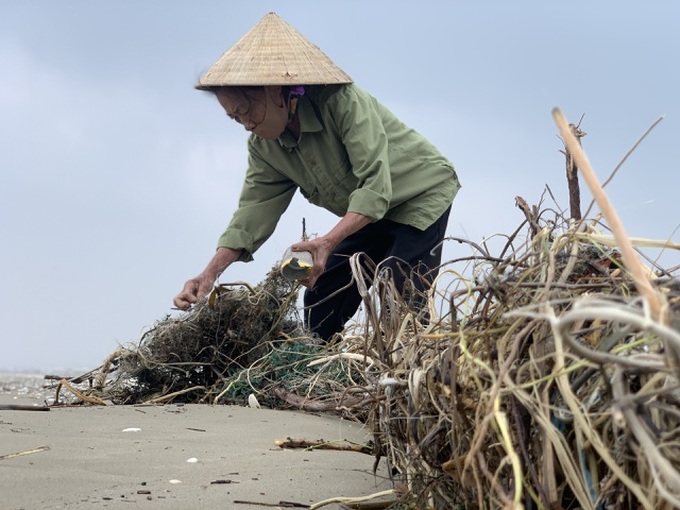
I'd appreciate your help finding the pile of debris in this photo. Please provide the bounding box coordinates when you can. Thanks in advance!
[49,112,680,509]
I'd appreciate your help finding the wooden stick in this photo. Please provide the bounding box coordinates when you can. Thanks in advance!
[563,122,586,220]
[233,500,309,508]
[0,445,50,460]
[552,108,666,324]
[274,437,373,455]
[0,404,50,411]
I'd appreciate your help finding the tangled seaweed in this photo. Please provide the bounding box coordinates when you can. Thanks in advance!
[92,266,302,404]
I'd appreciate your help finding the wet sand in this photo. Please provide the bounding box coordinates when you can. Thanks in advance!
[0,372,392,510]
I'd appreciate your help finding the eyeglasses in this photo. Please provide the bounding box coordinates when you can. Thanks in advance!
[227,93,266,131]
[228,106,257,129]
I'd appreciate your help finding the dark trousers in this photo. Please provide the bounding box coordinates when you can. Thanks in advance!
[304,206,451,340]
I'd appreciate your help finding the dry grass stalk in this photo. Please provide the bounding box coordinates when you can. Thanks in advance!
[553,108,667,325]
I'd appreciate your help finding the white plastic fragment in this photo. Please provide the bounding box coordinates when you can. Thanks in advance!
[248,394,261,408]
[378,377,406,387]
[121,427,142,432]
[186,457,198,463]
[169,479,182,484]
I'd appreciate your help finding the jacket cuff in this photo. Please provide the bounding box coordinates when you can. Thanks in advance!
[217,228,254,262]
[347,188,389,220]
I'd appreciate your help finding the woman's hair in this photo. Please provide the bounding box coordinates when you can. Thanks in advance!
[204,86,261,104]
[203,86,294,111]
[205,85,292,97]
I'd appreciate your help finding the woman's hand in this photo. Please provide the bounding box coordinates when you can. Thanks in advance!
[291,212,373,289]
[173,273,216,309]
[173,247,243,309]
[291,237,333,288]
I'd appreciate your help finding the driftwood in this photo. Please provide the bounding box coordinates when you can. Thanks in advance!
[274,437,374,455]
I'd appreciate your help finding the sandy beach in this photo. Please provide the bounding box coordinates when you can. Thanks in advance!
[0,373,392,510]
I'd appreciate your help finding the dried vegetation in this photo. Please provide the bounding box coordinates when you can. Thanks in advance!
[46,111,680,509]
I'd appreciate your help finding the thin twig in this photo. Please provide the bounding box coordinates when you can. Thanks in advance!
[0,445,50,460]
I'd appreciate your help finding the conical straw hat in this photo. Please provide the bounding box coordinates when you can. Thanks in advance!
[196,12,353,88]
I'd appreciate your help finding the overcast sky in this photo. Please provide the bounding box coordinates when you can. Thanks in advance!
[2,1,679,372]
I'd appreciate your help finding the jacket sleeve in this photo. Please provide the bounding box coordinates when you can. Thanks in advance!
[217,145,296,262]
[325,85,392,221]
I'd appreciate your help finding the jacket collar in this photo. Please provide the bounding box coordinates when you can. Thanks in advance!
[278,95,321,149]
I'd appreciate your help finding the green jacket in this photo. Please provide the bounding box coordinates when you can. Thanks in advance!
[218,84,461,261]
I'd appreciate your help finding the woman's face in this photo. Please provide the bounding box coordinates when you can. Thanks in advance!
[216,87,288,139]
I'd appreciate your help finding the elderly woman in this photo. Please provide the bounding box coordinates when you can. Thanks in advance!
[174,13,461,340]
